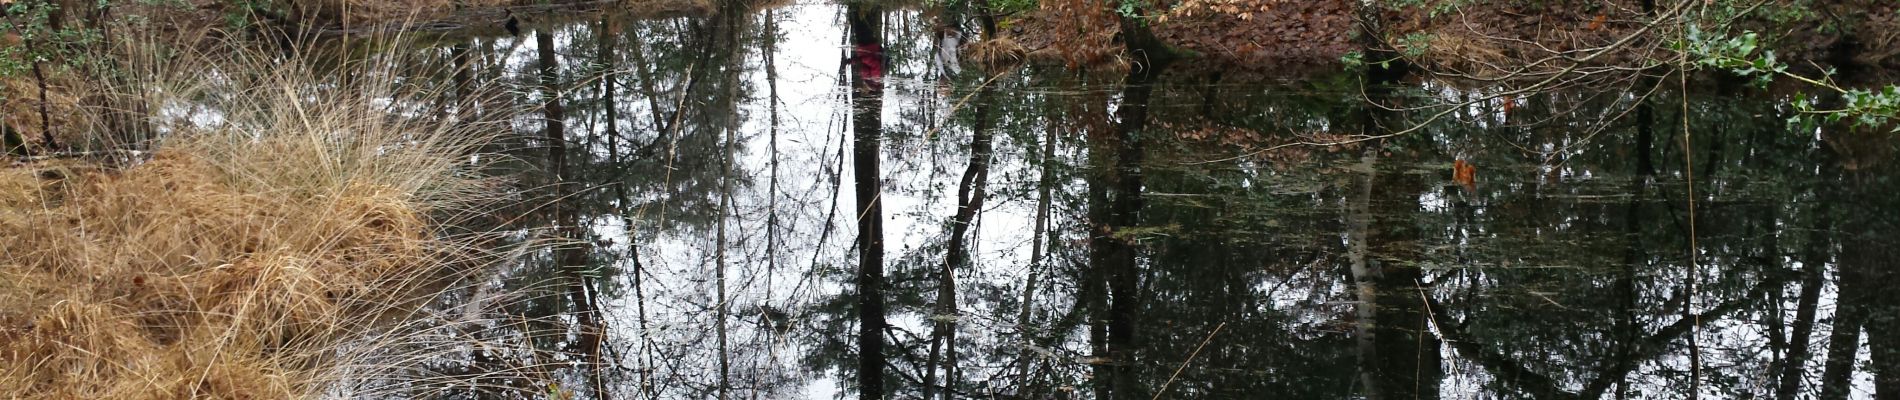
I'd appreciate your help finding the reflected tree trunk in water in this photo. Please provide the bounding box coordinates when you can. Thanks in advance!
[759,14,790,389]
[715,74,735,400]
[626,27,668,136]
[1829,129,1900,399]
[1347,85,1441,400]
[1774,116,1836,400]
[591,20,655,395]
[1860,240,1900,399]
[1819,128,1873,400]
[847,4,889,399]
[595,16,622,178]
[924,74,994,400]
[537,30,567,177]
[613,174,657,400]
[1820,298,1861,397]
[627,202,656,400]
[1085,180,1111,399]
[594,15,623,400]
[1834,211,1892,400]
[537,26,609,400]
[1015,105,1057,390]
[451,42,474,123]
[1777,196,1831,400]
[1087,32,1168,398]
[1368,169,1440,400]
[763,9,783,322]
[1346,145,1383,400]
[1606,81,1658,400]
[713,7,745,399]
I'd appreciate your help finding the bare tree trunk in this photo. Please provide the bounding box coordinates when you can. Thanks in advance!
[1354,0,1406,83]
[847,5,889,399]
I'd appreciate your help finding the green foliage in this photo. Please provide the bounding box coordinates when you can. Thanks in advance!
[1340,50,1366,70]
[3,0,106,106]
[1338,49,1403,72]
[1114,0,1139,19]
[1792,87,1900,133]
[1684,29,1783,87]
[1398,32,1432,58]
[1685,28,1900,132]
[1,0,113,70]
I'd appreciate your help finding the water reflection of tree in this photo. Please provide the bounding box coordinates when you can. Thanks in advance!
[363,7,1900,399]
[476,5,792,399]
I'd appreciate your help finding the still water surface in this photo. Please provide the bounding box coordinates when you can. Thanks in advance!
[363,3,1900,399]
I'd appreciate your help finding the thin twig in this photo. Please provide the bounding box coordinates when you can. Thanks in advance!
[1152,322,1227,400]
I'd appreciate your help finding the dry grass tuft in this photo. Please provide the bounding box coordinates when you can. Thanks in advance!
[963,37,1028,73]
[0,35,511,399]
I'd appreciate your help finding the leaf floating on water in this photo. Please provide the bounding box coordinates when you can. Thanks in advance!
[1453,159,1478,188]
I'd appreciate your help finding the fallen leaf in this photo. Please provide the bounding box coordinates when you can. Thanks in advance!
[1453,159,1478,188]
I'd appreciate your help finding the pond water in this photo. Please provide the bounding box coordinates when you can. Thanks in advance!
[381,2,1900,399]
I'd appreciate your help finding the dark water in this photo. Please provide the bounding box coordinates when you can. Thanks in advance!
[381,3,1900,399]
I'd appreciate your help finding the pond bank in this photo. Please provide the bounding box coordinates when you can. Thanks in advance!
[1000,0,1899,77]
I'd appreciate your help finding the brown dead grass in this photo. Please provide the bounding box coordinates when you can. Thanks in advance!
[963,37,1028,73]
[0,38,505,399]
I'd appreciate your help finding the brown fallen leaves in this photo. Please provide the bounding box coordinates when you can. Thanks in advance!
[1453,159,1477,188]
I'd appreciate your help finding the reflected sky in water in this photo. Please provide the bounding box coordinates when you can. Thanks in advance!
[360,2,1900,399]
